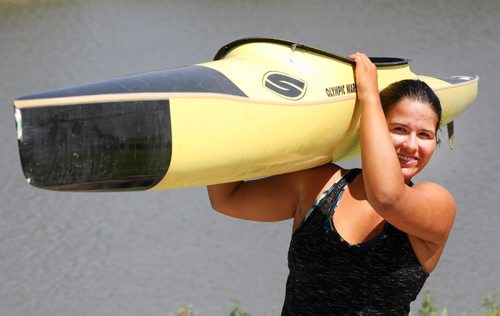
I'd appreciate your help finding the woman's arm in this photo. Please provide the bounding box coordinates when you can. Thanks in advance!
[351,52,456,248]
[207,171,305,222]
[351,53,405,208]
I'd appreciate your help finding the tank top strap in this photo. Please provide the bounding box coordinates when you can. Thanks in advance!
[322,168,361,196]
[302,168,361,223]
[342,168,361,185]
[322,168,361,207]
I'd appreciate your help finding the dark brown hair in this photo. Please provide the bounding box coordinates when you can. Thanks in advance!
[380,79,442,131]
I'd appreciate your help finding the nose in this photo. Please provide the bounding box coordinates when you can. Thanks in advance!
[403,134,418,151]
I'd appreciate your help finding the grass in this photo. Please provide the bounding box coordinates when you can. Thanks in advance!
[410,290,500,316]
[172,290,500,316]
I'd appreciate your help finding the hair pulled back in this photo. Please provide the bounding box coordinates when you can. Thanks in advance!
[379,79,442,130]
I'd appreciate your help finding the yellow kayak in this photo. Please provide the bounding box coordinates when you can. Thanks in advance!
[13,38,479,191]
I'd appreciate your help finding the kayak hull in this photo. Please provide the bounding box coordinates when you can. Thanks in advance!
[13,38,479,191]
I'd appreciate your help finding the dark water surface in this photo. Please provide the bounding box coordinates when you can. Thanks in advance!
[0,0,498,315]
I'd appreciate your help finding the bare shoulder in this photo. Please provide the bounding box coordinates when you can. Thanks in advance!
[291,163,346,200]
[291,164,344,224]
[412,181,456,212]
[400,181,456,245]
[293,163,343,189]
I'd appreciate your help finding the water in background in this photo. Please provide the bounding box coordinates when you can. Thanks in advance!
[0,0,499,315]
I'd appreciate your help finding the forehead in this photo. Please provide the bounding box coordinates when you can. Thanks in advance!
[386,99,439,128]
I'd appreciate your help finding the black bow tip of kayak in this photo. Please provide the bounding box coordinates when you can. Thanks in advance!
[15,100,172,192]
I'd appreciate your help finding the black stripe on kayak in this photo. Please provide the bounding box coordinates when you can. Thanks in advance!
[17,100,171,191]
[18,65,247,101]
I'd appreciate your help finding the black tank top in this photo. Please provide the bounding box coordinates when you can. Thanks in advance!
[282,169,428,315]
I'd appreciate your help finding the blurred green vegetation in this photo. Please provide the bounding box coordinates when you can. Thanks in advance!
[173,290,499,316]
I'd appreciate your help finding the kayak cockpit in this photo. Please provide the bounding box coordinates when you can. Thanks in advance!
[214,37,408,66]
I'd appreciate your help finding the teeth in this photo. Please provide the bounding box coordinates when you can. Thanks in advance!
[398,155,415,163]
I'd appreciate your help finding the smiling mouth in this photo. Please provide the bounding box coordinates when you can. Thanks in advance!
[398,155,417,164]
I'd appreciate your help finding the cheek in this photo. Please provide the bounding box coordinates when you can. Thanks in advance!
[390,134,406,147]
[425,142,437,153]
[419,140,437,157]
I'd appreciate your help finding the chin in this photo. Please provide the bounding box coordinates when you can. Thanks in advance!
[401,168,419,182]
[400,160,429,181]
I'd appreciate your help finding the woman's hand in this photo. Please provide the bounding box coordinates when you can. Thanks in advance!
[349,52,380,104]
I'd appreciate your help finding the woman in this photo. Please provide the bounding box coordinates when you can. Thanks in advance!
[207,53,456,315]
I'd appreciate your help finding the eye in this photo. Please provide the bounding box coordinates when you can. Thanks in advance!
[392,127,407,134]
[419,131,435,139]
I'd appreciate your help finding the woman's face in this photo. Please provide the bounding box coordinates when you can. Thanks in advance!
[386,98,439,182]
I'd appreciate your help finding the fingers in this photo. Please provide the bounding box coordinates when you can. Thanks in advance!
[349,52,376,80]
[349,52,368,61]
[349,52,373,68]
[348,52,379,100]
[349,52,365,61]
[350,52,377,75]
